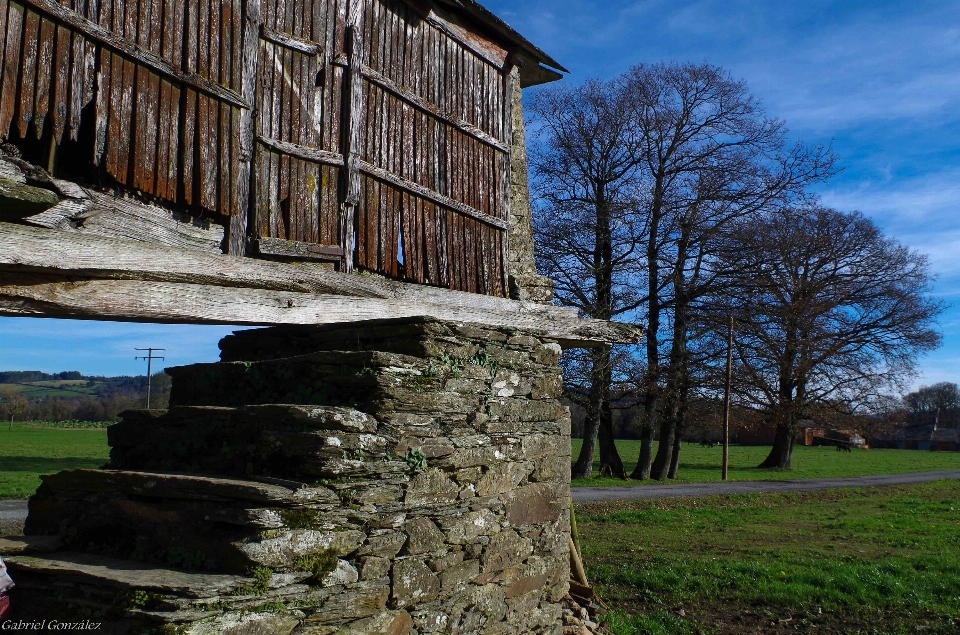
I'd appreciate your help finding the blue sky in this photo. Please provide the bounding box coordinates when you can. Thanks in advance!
[1,0,959,387]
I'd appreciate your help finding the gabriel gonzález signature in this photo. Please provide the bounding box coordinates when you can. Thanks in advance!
[1,620,102,631]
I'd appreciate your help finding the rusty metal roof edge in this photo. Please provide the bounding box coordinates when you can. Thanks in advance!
[435,0,570,75]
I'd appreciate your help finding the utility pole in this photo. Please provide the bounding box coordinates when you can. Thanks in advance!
[135,348,165,409]
[722,316,734,481]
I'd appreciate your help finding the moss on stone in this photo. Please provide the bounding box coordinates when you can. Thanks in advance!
[293,550,338,583]
[280,508,324,530]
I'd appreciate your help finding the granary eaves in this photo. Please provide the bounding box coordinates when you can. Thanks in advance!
[433,0,569,85]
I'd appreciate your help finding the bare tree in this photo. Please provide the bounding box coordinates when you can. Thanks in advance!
[903,382,960,428]
[529,78,647,479]
[622,62,835,479]
[713,205,942,468]
[1,387,27,431]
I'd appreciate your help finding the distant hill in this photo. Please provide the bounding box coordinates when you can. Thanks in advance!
[0,371,171,422]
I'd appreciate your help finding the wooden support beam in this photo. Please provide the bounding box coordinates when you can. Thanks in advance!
[256,136,344,167]
[0,273,633,347]
[0,223,641,346]
[260,25,323,56]
[357,159,508,230]
[256,237,344,262]
[22,192,224,253]
[339,5,364,274]
[338,57,509,153]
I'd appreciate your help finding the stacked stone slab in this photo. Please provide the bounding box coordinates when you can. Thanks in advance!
[5,318,571,635]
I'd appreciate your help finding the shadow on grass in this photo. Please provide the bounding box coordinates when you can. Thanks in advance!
[0,456,107,473]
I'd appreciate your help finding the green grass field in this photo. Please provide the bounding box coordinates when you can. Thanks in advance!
[578,481,960,634]
[1,427,959,499]
[571,440,960,487]
[0,425,109,499]
[0,380,98,399]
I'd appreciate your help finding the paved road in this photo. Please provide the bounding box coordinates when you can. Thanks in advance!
[0,500,26,525]
[1,470,959,522]
[572,469,960,504]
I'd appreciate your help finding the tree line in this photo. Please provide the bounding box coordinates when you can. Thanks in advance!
[901,382,960,429]
[0,371,171,424]
[528,62,942,479]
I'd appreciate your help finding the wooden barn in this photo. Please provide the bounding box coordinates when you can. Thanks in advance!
[0,0,566,290]
[0,0,637,346]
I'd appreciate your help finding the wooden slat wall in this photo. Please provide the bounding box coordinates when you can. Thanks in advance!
[254,0,345,247]
[2,0,513,297]
[352,0,509,296]
[0,0,250,219]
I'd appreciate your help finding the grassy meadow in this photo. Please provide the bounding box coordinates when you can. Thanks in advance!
[579,480,960,634]
[571,440,960,487]
[1,426,959,498]
[0,380,98,399]
[0,424,110,499]
[2,424,960,634]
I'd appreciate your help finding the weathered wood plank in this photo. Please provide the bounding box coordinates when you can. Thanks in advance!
[331,54,506,154]
[338,2,363,274]
[0,222,640,346]
[67,0,86,140]
[0,274,638,347]
[256,237,344,261]
[17,8,40,139]
[261,24,322,55]
[22,192,225,252]
[356,158,507,231]
[20,0,250,109]
[255,136,344,167]
[0,1,24,138]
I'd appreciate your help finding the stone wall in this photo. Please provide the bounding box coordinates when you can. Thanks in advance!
[4,318,571,635]
[508,74,554,304]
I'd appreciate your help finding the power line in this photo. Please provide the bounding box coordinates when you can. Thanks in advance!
[135,348,165,409]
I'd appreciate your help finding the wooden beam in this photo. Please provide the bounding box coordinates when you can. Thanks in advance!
[21,0,249,110]
[0,222,642,345]
[22,192,224,253]
[357,159,508,230]
[259,25,323,56]
[256,237,344,262]
[230,0,262,257]
[423,8,508,70]
[0,273,638,347]
[339,11,364,274]
[344,58,509,153]
[256,136,344,167]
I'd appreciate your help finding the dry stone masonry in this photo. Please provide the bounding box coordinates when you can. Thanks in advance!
[3,318,572,635]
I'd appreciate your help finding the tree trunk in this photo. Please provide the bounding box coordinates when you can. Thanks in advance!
[668,434,681,478]
[571,411,599,479]
[665,221,692,480]
[667,346,691,479]
[650,395,676,480]
[630,401,655,479]
[668,378,689,478]
[635,175,665,479]
[592,345,626,478]
[759,421,794,469]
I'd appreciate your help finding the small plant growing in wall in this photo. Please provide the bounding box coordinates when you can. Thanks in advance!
[405,447,427,471]
[232,566,274,596]
[469,348,499,378]
[439,354,464,378]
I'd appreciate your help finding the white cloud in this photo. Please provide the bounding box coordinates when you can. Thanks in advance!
[819,169,960,278]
